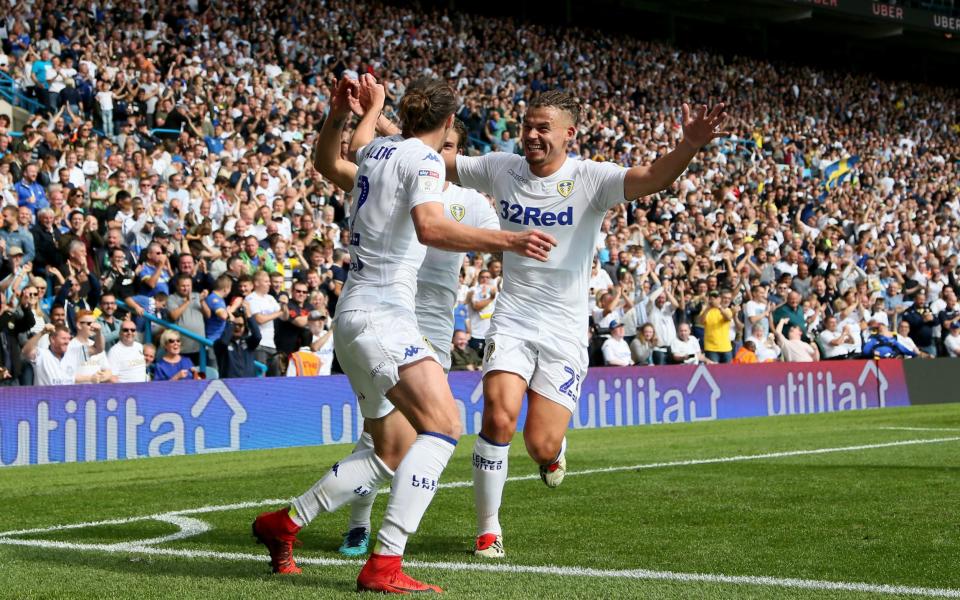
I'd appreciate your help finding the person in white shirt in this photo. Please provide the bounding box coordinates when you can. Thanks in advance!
[107,319,147,383]
[244,270,282,374]
[895,320,924,357]
[601,321,633,366]
[465,269,497,355]
[747,324,781,362]
[670,322,707,364]
[253,76,551,592]
[944,322,960,357]
[23,324,109,386]
[818,316,858,359]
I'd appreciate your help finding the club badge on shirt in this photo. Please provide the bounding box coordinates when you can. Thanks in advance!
[449,204,465,222]
[557,180,574,198]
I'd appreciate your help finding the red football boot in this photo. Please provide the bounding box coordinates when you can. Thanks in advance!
[252,508,302,574]
[357,553,443,594]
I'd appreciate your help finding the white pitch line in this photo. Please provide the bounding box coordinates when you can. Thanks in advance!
[3,435,958,539]
[0,536,958,598]
[875,427,960,432]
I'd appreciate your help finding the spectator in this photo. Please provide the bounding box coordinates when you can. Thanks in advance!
[450,329,482,371]
[466,269,497,356]
[142,343,157,381]
[23,324,108,385]
[945,323,960,358]
[818,316,859,360]
[166,274,208,365]
[15,162,48,214]
[0,289,35,385]
[774,319,819,363]
[107,318,148,383]
[138,242,173,298]
[902,291,938,356]
[733,340,759,364]
[772,291,807,339]
[96,293,122,351]
[0,205,35,263]
[245,270,282,375]
[701,290,734,363]
[601,321,633,366]
[670,322,707,365]
[629,323,661,366]
[862,323,918,359]
[646,284,680,348]
[214,304,261,379]
[153,330,196,382]
[274,280,313,373]
[204,275,233,343]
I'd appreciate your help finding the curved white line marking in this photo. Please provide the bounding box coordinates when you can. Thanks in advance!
[2,436,957,538]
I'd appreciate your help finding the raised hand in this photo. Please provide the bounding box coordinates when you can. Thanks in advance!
[357,73,386,115]
[680,103,729,149]
[511,230,558,263]
[330,78,360,119]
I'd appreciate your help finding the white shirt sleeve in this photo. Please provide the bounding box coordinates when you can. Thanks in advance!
[403,148,446,210]
[585,160,628,213]
[456,153,509,196]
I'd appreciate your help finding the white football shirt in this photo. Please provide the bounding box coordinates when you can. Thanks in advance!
[338,135,446,314]
[415,184,499,354]
[456,153,626,343]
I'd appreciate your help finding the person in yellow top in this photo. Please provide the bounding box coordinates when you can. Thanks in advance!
[700,290,734,363]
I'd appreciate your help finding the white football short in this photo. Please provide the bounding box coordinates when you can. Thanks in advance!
[481,331,588,413]
[334,307,439,419]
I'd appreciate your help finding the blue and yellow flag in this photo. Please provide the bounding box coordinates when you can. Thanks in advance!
[823,155,859,189]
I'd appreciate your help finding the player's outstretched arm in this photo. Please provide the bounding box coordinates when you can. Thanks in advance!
[623,103,728,200]
[314,78,360,192]
[411,202,556,262]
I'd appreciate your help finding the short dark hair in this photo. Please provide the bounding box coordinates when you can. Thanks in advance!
[529,90,581,126]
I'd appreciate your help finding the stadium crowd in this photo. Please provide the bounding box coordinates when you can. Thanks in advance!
[0,0,958,385]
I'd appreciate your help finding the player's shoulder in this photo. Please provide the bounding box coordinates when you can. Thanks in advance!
[397,136,441,162]
[572,157,627,177]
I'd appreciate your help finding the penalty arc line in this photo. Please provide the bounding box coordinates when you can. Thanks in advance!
[1,435,958,538]
[0,537,958,598]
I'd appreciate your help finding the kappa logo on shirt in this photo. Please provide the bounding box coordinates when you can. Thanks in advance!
[423,153,441,163]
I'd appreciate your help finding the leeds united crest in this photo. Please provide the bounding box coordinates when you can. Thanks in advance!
[450,204,466,222]
[557,180,574,198]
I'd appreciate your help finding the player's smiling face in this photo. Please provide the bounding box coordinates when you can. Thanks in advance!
[521,106,575,175]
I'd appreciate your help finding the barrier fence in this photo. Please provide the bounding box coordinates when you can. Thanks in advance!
[2,358,950,468]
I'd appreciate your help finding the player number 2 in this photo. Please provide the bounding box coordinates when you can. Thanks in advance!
[350,175,370,232]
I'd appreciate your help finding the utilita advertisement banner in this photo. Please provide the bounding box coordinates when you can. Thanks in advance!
[0,360,909,467]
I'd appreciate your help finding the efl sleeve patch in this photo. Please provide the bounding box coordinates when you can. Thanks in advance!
[418,170,441,193]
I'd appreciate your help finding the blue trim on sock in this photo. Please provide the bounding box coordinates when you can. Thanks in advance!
[478,433,511,447]
[423,431,458,447]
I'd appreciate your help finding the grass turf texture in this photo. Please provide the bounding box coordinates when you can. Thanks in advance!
[0,403,958,599]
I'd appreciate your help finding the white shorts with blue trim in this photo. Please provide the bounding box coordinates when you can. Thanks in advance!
[481,331,588,413]
[333,307,439,419]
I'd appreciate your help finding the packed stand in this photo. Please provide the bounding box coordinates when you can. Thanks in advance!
[0,1,957,386]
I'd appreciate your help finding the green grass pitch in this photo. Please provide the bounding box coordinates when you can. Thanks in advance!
[1,403,958,599]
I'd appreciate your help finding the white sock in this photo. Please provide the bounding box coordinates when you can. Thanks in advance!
[553,436,568,464]
[376,433,456,556]
[473,435,510,537]
[290,448,393,528]
[347,432,378,531]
